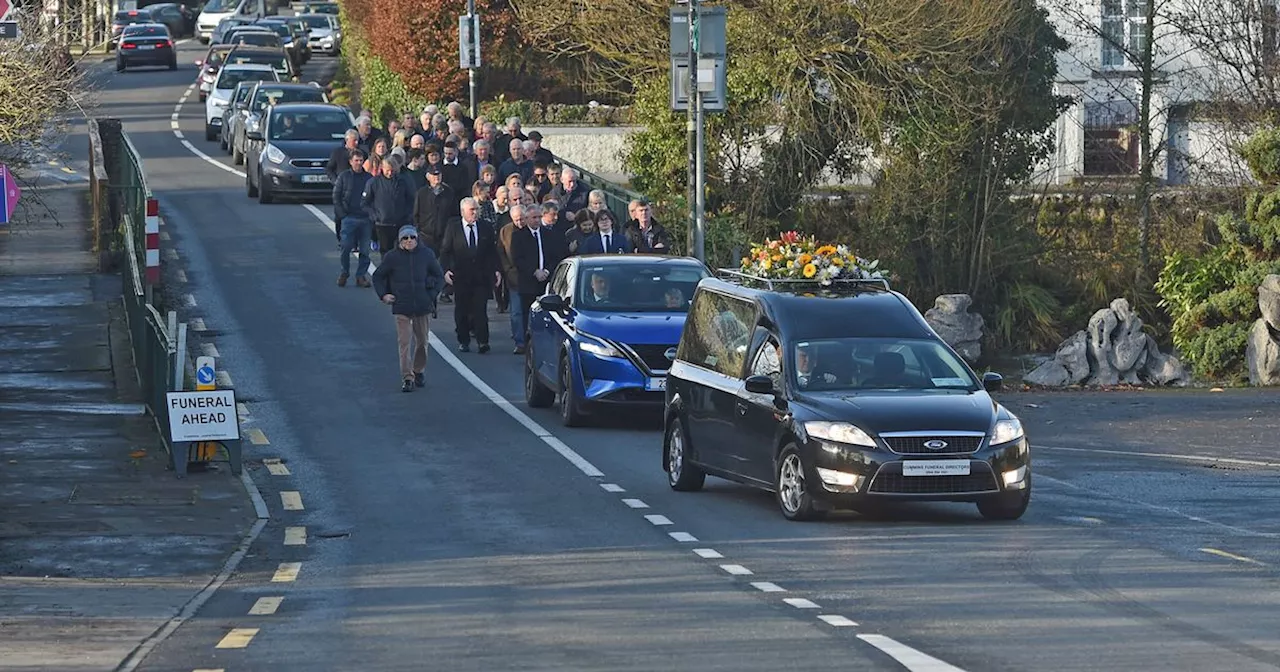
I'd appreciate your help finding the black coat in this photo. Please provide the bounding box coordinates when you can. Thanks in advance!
[412,183,458,249]
[331,169,371,223]
[625,220,673,254]
[361,174,414,228]
[326,144,355,181]
[511,225,567,296]
[439,217,500,291]
[371,244,445,317]
[440,160,476,200]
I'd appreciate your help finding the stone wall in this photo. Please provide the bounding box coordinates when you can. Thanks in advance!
[526,125,637,184]
[1246,275,1280,386]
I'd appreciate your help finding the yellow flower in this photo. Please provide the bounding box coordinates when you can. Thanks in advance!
[831,257,844,267]
[816,245,837,256]
[797,253,813,265]
[762,258,772,270]
[787,260,795,268]
[771,254,782,262]
[803,263,817,278]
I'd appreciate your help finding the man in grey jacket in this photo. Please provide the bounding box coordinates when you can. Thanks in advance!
[372,226,445,393]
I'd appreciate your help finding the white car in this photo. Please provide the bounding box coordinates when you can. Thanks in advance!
[196,0,263,43]
[297,13,340,56]
[206,63,278,141]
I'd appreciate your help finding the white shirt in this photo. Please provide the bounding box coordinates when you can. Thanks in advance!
[599,231,614,251]
[463,220,478,247]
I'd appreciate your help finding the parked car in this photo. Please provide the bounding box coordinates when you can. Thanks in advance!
[222,26,281,49]
[109,9,154,47]
[205,62,279,141]
[525,255,711,426]
[115,23,177,71]
[230,81,328,165]
[244,102,354,203]
[661,273,1032,521]
[297,13,339,56]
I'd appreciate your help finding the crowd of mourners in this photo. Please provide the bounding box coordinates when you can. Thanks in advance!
[323,101,675,391]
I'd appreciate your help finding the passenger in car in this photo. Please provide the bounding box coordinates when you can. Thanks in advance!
[663,287,685,310]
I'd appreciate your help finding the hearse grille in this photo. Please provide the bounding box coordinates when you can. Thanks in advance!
[883,435,984,455]
[868,462,998,495]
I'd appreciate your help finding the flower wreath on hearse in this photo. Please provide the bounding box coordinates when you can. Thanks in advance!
[740,231,887,286]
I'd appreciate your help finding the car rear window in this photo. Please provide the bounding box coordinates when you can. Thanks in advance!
[252,87,327,112]
[217,68,278,89]
[231,32,281,47]
[122,25,167,37]
[228,52,289,72]
[114,10,152,22]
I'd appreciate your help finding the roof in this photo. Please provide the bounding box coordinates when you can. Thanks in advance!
[219,62,276,71]
[572,254,706,267]
[251,82,322,91]
[695,277,934,341]
[265,102,346,112]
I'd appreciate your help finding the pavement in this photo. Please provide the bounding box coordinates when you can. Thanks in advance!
[40,42,1280,672]
[0,165,254,669]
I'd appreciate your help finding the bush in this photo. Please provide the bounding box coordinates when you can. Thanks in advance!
[478,97,633,127]
[1240,128,1280,185]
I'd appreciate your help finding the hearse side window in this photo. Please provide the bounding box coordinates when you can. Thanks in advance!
[749,337,782,388]
[678,290,757,378]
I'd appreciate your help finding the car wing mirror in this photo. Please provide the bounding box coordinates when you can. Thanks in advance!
[245,130,263,141]
[744,375,774,395]
[982,372,1003,392]
[538,294,565,313]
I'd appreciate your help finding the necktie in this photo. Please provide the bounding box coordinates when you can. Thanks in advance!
[535,230,545,269]
[605,234,611,250]
[467,224,476,249]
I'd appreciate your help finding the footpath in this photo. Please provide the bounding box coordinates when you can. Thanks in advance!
[0,171,253,669]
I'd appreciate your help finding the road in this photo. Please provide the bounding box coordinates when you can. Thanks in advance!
[93,44,1280,672]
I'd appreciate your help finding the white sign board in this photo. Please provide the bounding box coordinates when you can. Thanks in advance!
[166,390,239,442]
[458,14,480,69]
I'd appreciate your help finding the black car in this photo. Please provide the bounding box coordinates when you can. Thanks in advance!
[254,19,304,67]
[115,24,177,71]
[139,2,194,37]
[231,81,328,164]
[264,16,311,62]
[110,9,154,46]
[210,16,257,44]
[245,103,353,203]
[662,274,1031,521]
[224,27,282,49]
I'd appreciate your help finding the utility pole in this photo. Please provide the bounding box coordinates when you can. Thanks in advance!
[467,0,477,120]
[686,0,704,262]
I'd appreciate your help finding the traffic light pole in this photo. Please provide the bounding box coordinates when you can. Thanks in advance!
[686,0,705,262]
[467,0,477,119]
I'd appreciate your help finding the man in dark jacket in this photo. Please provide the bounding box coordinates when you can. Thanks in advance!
[440,141,475,199]
[439,197,502,353]
[327,129,359,181]
[549,167,591,228]
[361,157,415,262]
[512,202,567,338]
[624,199,672,254]
[372,225,445,393]
[412,165,457,251]
[332,149,372,286]
[402,149,428,192]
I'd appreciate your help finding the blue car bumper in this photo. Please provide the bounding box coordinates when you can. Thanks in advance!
[574,350,666,406]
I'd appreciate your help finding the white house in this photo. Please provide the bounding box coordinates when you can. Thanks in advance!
[1039,0,1259,186]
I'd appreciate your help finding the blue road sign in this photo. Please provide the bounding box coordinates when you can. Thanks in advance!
[196,365,215,385]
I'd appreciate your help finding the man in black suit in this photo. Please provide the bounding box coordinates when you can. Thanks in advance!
[512,202,567,338]
[440,197,502,353]
[412,165,457,252]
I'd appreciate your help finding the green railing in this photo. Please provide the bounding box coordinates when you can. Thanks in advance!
[556,157,644,231]
[121,208,176,456]
[115,132,150,279]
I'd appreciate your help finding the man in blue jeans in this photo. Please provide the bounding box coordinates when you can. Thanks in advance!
[497,202,527,353]
[332,149,373,287]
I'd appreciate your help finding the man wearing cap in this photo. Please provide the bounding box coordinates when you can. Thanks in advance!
[412,164,458,252]
[526,131,553,166]
[372,226,445,393]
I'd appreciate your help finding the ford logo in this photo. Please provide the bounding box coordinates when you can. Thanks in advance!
[664,347,677,361]
[923,439,949,451]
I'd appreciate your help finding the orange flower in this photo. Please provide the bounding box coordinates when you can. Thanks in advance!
[815,245,837,256]
[802,263,817,278]
[797,253,813,265]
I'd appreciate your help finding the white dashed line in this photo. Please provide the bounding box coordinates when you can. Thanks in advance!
[236,402,250,417]
[599,483,625,492]
[163,248,180,261]
[215,370,233,389]
[189,317,206,331]
[248,596,283,615]
[694,548,724,559]
[280,491,304,511]
[751,581,786,593]
[200,342,220,358]
[668,531,697,542]
[264,459,290,476]
[283,526,307,545]
[183,293,197,308]
[621,498,648,509]
[214,628,258,649]
[818,614,858,627]
[784,597,820,609]
[720,564,753,576]
[644,514,673,526]
[857,634,966,671]
[271,562,301,582]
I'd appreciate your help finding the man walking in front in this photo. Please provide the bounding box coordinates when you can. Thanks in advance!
[372,226,444,393]
[440,198,502,353]
[332,148,372,287]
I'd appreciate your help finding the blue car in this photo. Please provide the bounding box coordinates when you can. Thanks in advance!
[524,254,711,426]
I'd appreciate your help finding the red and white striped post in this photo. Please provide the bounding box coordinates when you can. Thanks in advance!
[144,198,160,285]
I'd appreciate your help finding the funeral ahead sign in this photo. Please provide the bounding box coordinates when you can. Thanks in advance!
[166,390,239,442]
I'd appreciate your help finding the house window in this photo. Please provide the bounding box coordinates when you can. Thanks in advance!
[1101,0,1148,68]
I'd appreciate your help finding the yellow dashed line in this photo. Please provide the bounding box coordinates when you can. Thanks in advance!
[284,526,307,545]
[60,166,76,174]
[214,628,259,649]
[246,428,269,445]
[1200,547,1268,566]
[272,562,301,582]
[249,596,283,615]
[280,491,303,511]
[265,461,290,476]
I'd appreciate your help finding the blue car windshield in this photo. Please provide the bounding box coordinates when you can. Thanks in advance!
[576,263,708,313]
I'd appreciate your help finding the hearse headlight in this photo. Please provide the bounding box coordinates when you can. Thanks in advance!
[991,415,1024,445]
[804,421,876,448]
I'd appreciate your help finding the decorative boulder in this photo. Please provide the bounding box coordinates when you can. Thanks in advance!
[1260,274,1280,331]
[1246,318,1280,386]
[1025,298,1189,387]
[925,294,984,363]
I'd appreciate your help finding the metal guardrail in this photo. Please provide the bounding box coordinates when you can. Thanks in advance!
[121,210,177,456]
[555,157,644,235]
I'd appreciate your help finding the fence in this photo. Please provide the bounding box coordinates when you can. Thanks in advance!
[557,157,644,232]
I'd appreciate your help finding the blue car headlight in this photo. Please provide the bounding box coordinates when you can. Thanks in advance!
[578,332,621,359]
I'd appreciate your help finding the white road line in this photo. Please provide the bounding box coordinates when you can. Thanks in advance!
[174,268,186,282]
[784,597,820,609]
[214,628,259,649]
[272,562,301,582]
[1036,444,1280,468]
[189,317,206,331]
[720,564,753,576]
[248,596,283,615]
[751,581,786,593]
[236,402,250,417]
[693,548,723,559]
[621,498,648,509]
[183,293,197,308]
[1200,547,1268,566]
[265,460,290,476]
[668,531,698,542]
[818,614,858,627]
[216,370,233,389]
[644,514,673,526]
[857,634,966,672]
[201,342,220,358]
[280,491,304,511]
[284,526,307,545]
[599,483,625,492]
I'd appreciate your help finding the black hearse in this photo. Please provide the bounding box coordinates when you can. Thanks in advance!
[661,272,1031,521]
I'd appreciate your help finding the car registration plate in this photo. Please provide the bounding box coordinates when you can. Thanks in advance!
[902,460,971,477]
[645,377,666,392]
[301,174,329,183]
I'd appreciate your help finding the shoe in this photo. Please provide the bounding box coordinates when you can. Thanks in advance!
[458,343,470,352]
[401,379,413,393]
[478,343,490,354]
[356,276,370,288]
[337,273,348,287]
[513,345,525,355]
[414,372,425,388]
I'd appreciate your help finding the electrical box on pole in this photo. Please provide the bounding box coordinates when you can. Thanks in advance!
[458,13,480,69]
[669,6,726,112]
